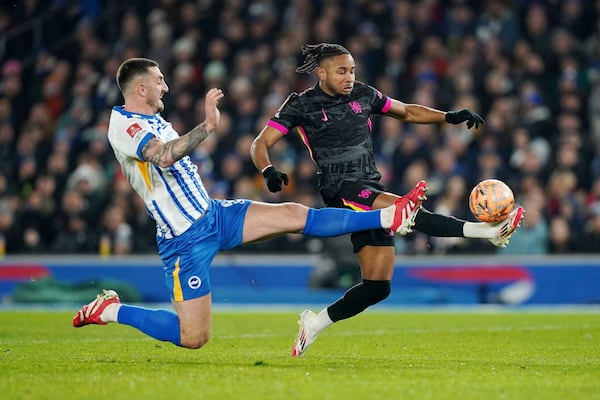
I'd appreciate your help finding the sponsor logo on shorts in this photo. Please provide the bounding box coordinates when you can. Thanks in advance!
[188,276,202,289]
[221,199,246,207]
[358,189,372,199]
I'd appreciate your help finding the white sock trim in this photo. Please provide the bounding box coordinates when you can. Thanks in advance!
[379,206,394,229]
[463,221,494,239]
[100,303,121,323]
[312,309,334,335]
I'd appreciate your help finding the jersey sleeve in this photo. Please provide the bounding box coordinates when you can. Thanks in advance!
[366,84,392,115]
[267,92,302,135]
[109,119,155,161]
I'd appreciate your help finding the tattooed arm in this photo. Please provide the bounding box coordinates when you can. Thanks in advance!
[141,123,211,167]
[141,88,224,168]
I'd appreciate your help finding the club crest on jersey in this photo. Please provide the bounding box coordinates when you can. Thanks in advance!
[349,101,362,114]
[126,123,142,137]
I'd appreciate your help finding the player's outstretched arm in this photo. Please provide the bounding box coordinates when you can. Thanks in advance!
[142,88,224,167]
[385,99,483,129]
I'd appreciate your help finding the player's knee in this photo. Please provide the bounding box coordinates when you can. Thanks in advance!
[362,280,391,305]
[284,202,308,218]
[280,202,309,227]
[180,331,211,349]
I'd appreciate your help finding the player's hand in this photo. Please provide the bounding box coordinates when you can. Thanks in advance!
[262,166,289,192]
[445,109,484,129]
[204,88,224,131]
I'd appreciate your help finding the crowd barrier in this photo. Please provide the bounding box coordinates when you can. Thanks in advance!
[0,254,599,306]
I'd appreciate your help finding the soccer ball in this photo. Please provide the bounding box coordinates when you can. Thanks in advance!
[469,179,514,223]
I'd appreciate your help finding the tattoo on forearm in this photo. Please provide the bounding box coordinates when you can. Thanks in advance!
[141,122,211,165]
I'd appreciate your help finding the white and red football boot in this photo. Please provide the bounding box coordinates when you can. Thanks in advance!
[488,206,525,248]
[390,180,428,235]
[291,310,317,357]
[73,289,120,327]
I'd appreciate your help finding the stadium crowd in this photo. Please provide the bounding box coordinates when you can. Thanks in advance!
[1,0,600,256]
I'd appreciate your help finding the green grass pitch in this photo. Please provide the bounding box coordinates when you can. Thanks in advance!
[1,308,599,400]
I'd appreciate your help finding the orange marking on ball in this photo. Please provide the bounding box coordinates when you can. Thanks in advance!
[469,179,515,222]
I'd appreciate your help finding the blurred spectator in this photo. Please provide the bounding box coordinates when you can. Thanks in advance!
[51,212,94,253]
[428,147,461,198]
[498,185,549,255]
[545,169,584,230]
[523,3,552,63]
[113,11,147,57]
[430,174,477,254]
[41,60,71,121]
[509,126,550,182]
[519,82,554,139]
[98,204,133,256]
[18,190,48,253]
[66,157,108,225]
[19,173,57,250]
[476,0,520,54]
[53,189,88,240]
[559,0,593,42]
[0,118,16,180]
[577,201,600,252]
[94,55,122,114]
[128,192,157,253]
[2,59,27,130]
[548,215,578,253]
[0,202,20,254]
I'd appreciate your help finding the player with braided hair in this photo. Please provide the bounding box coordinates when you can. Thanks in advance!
[295,43,351,73]
[251,43,524,357]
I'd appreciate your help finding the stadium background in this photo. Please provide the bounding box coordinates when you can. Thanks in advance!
[0,0,599,305]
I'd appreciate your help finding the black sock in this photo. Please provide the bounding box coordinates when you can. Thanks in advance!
[414,208,465,237]
[327,280,391,322]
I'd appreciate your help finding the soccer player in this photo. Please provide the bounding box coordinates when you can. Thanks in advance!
[250,43,524,356]
[72,57,427,349]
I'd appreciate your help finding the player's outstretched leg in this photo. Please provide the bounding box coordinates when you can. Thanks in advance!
[390,180,428,235]
[292,309,318,357]
[73,289,121,327]
[488,206,525,247]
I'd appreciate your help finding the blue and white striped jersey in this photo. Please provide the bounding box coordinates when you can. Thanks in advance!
[108,106,210,239]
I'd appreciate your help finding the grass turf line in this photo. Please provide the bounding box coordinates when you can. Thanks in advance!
[0,311,599,400]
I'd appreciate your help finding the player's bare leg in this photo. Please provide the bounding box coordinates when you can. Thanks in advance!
[242,202,308,243]
[173,294,212,349]
[357,245,395,280]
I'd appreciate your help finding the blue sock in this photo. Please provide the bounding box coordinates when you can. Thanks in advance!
[117,305,181,346]
[303,208,382,237]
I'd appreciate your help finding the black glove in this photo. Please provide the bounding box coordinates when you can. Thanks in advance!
[262,165,289,192]
[445,109,484,129]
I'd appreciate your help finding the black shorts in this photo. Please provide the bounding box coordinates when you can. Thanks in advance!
[320,180,394,252]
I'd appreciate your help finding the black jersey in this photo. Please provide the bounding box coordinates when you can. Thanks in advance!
[268,81,391,192]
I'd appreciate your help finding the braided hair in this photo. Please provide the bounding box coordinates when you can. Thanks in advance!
[295,43,351,74]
